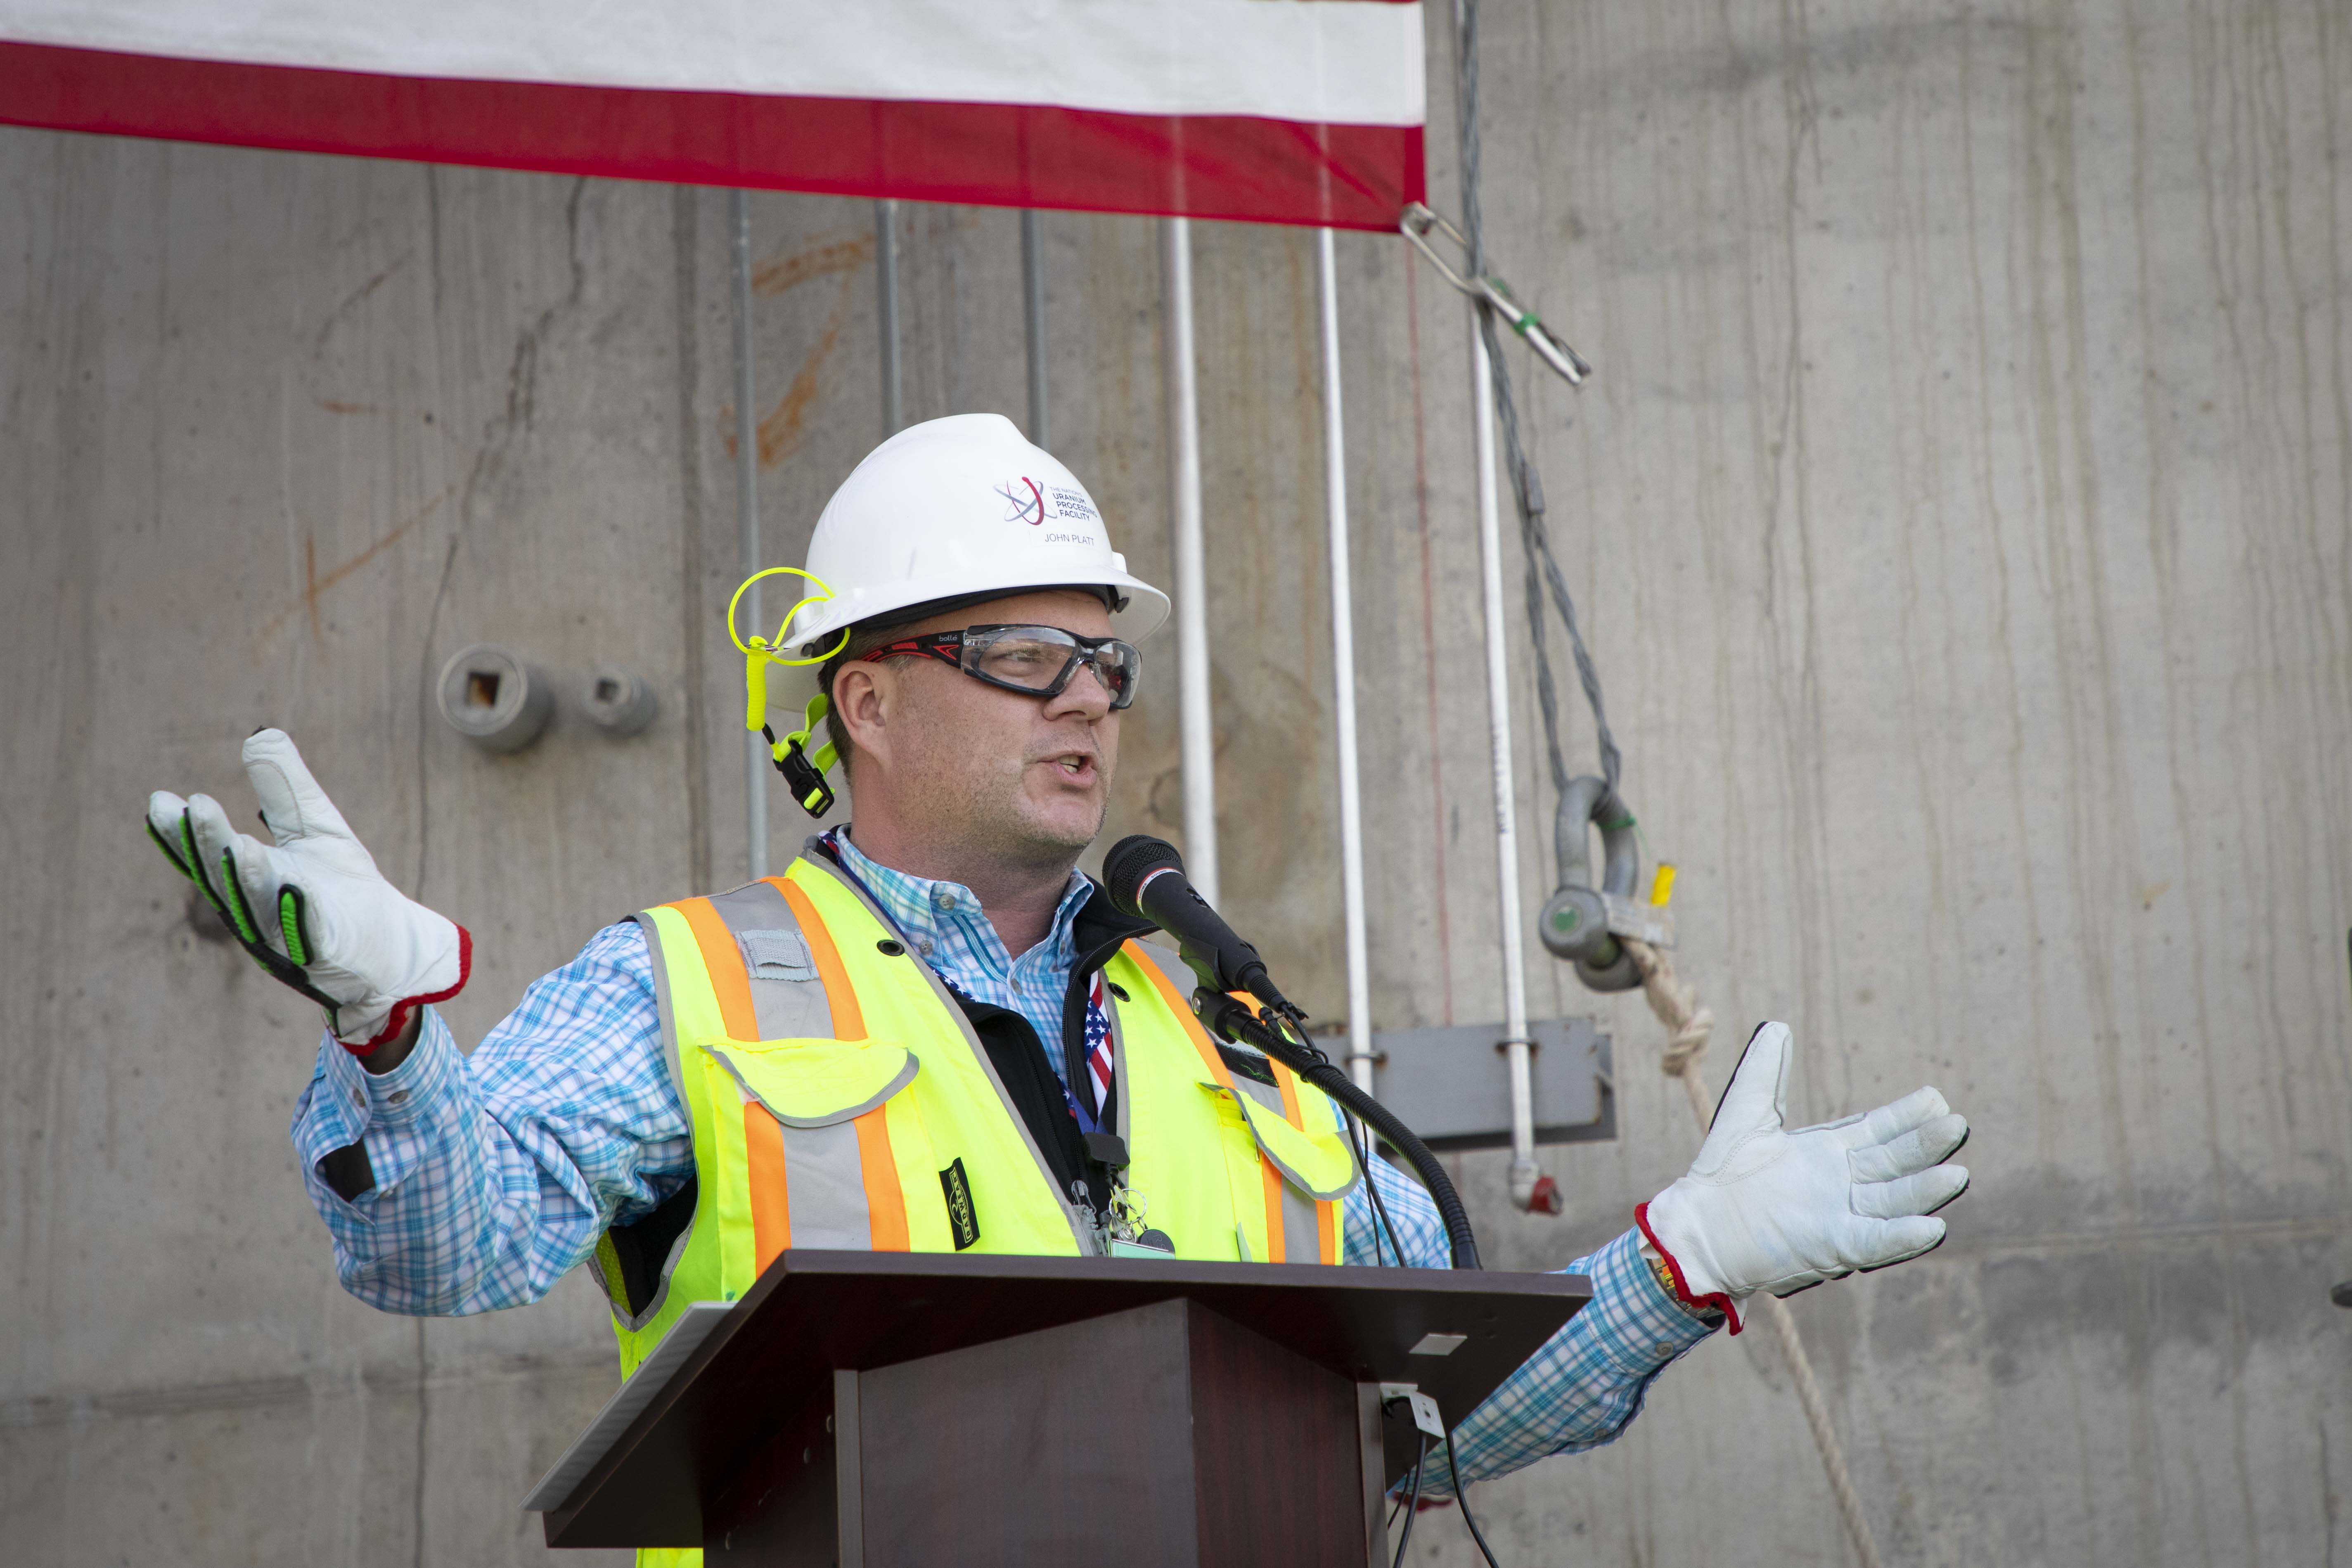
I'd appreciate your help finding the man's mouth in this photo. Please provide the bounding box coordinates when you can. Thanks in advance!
[1047,751,1097,779]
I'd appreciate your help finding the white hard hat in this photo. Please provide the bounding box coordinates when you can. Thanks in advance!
[786,413,1170,654]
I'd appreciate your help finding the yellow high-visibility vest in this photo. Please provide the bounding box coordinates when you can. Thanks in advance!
[587,852,1360,1568]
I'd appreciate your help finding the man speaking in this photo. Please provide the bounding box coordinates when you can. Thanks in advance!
[147,414,1970,1545]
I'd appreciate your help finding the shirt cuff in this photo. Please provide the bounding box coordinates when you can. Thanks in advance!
[1587,1227,1718,1370]
[291,1009,462,1186]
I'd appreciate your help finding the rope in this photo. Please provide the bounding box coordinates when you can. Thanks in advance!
[1621,939,1885,1568]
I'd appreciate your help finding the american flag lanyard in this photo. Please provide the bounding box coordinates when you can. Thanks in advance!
[1071,973,1115,1135]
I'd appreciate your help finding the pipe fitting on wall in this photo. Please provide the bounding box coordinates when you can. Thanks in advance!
[582,667,658,737]
[436,644,555,753]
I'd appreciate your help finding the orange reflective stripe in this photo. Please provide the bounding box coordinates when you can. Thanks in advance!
[853,1107,910,1251]
[746,1103,792,1272]
[673,897,758,1041]
[1260,1160,1288,1263]
[776,876,865,1041]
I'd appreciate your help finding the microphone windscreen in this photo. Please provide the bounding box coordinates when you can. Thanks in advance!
[1103,834,1184,916]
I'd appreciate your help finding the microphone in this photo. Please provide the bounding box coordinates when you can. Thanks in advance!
[1102,836,1293,1017]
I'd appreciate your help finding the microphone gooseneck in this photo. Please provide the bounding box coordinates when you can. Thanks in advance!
[1104,835,1483,1271]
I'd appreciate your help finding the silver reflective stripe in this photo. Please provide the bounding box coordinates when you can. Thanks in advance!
[1277,1163,1322,1264]
[777,1118,874,1251]
[704,878,835,1040]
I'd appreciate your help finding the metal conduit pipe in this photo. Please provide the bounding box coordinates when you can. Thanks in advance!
[1468,320,1539,1208]
[1021,209,1049,449]
[1316,229,1374,1094]
[730,189,766,882]
[876,199,902,436]
[1162,216,1216,904]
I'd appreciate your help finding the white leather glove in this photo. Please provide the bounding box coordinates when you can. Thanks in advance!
[148,729,469,1052]
[1638,1022,1968,1333]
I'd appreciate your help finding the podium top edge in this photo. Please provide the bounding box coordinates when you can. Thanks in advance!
[756,1248,1594,1298]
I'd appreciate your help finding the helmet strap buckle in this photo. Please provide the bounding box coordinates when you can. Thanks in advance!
[765,696,840,818]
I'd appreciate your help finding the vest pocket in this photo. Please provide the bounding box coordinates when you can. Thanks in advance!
[1220,1081,1361,1202]
[701,1038,948,1258]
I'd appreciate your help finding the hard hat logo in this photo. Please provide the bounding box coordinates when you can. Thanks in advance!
[997,477,1046,525]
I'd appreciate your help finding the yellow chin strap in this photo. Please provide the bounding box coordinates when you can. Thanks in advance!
[730,568,851,817]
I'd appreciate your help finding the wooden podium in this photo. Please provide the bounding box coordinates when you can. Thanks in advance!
[526,1250,1589,1567]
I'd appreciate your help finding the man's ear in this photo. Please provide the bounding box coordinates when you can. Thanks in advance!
[829,663,891,767]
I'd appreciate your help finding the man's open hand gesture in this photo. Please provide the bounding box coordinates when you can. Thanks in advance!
[1640,1022,1970,1329]
[148,729,469,1052]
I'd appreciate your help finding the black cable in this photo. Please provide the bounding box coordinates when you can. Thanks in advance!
[1348,1113,1386,1265]
[1443,1426,1502,1568]
[1355,1109,1402,1269]
[1391,1433,1431,1567]
[1350,1110,1408,1268]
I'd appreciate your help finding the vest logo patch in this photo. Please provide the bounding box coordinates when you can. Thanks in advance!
[939,1158,981,1250]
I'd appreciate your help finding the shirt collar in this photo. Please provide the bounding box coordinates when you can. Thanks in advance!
[827,827,1095,964]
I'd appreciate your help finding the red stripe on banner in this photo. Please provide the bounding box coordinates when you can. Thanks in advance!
[0,41,1421,230]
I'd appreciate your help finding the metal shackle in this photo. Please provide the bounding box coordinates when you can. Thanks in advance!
[1537,775,1642,992]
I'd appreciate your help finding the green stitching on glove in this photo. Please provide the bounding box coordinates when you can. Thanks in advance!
[218,849,260,944]
[147,820,194,881]
[279,886,312,966]
[180,815,227,916]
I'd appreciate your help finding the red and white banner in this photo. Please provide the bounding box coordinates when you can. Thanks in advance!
[0,0,1424,229]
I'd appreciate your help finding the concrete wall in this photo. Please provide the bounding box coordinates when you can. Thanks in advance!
[3,0,2345,1563]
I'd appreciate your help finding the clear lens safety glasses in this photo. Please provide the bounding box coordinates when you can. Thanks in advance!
[861,624,1143,711]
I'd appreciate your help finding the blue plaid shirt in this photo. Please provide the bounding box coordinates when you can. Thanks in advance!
[290,838,1715,1492]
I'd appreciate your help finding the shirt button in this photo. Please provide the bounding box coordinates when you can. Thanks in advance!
[351,1088,364,1106]
[1654,1343,1674,1356]
[933,890,957,911]
[917,939,935,957]
[387,1090,410,1105]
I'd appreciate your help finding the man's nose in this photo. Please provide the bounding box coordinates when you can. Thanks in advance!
[1045,661,1114,720]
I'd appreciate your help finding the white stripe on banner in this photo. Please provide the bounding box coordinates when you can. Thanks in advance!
[0,0,1425,126]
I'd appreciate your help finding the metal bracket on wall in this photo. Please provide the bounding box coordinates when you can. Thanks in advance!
[1367,1017,1614,1151]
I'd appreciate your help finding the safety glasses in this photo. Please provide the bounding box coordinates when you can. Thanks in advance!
[860,624,1143,710]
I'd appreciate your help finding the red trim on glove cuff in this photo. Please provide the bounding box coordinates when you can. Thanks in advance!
[1636,1200,1743,1335]
[339,925,473,1057]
